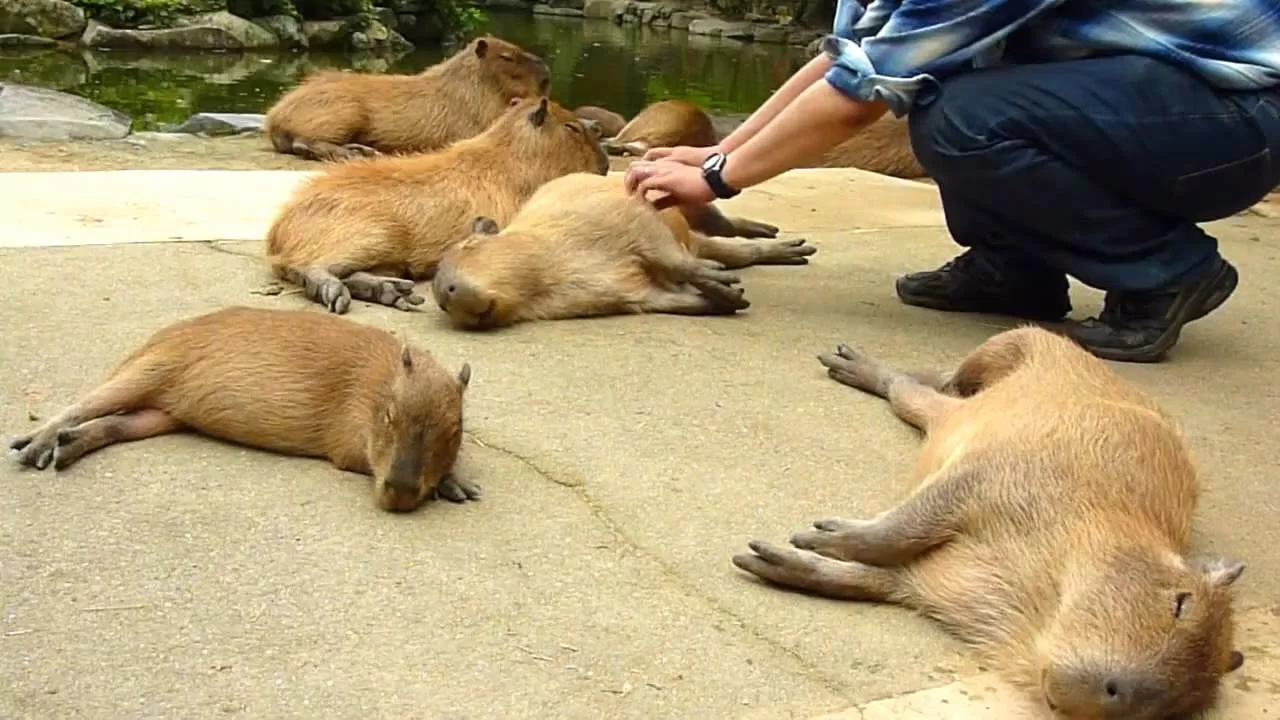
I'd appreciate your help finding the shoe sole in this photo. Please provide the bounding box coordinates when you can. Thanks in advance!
[1083,260,1239,364]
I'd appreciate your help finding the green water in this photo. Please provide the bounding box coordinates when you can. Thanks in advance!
[0,12,810,131]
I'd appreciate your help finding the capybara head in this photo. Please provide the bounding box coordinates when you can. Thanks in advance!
[492,96,610,176]
[432,217,520,330]
[367,345,472,512]
[468,34,550,99]
[573,105,627,138]
[1038,553,1246,719]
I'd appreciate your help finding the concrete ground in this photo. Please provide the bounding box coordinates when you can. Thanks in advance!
[0,168,1277,720]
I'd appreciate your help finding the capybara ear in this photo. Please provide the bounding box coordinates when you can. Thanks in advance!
[578,118,601,139]
[1200,557,1246,588]
[400,344,414,373]
[474,38,489,57]
[457,363,472,389]
[1228,650,1245,673]
[528,97,549,128]
[472,216,500,235]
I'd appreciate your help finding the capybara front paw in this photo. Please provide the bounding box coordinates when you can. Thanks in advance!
[736,218,780,239]
[789,518,869,562]
[343,274,425,312]
[732,539,825,586]
[435,474,482,503]
[758,238,817,265]
[301,276,351,314]
[818,344,889,391]
[691,278,751,313]
[10,429,58,470]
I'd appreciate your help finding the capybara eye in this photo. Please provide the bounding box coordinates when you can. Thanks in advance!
[565,123,581,134]
[500,53,516,63]
[1173,591,1192,618]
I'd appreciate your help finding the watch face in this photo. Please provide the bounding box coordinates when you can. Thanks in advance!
[701,153,721,171]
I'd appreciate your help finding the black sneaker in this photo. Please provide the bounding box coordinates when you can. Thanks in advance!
[895,249,1072,322]
[1064,257,1239,363]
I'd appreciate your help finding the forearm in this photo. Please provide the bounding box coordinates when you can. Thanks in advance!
[720,78,888,190]
[718,53,835,153]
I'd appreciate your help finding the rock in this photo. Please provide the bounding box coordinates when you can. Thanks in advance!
[581,0,622,18]
[164,111,264,136]
[796,29,825,51]
[252,14,307,49]
[0,32,53,46]
[687,18,747,38]
[753,25,787,43]
[532,3,585,15]
[668,10,707,28]
[640,7,654,23]
[548,0,584,8]
[0,81,130,140]
[722,22,756,40]
[301,19,349,49]
[0,0,85,40]
[373,6,397,30]
[396,12,442,42]
[81,12,279,51]
[349,20,412,52]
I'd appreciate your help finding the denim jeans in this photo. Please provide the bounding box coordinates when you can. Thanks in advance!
[907,54,1280,293]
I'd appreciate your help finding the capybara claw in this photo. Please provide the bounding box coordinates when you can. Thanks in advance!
[435,474,482,503]
[759,238,817,265]
[8,434,32,451]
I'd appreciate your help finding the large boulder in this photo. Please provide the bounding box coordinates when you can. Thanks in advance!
[0,82,131,140]
[164,111,264,136]
[81,11,279,51]
[0,0,85,39]
[252,14,308,49]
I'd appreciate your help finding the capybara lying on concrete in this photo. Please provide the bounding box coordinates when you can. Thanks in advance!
[734,326,1246,719]
[573,105,627,138]
[602,99,717,157]
[264,35,549,162]
[265,96,610,314]
[430,172,815,328]
[8,307,477,513]
[811,114,927,179]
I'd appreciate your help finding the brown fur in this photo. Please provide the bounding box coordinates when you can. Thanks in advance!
[603,99,717,157]
[734,326,1246,719]
[810,114,927,179]
[573,105,627,139]
[263,35,549,162]
[7,307,477,513]
[264,96,610,314]
[430,173,817,329]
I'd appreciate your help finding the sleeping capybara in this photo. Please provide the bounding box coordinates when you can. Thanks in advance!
[602,99,717,157]
[265,96,609,314]
[573,105,627,139]
[8,306,477,513]
[811,114,927,179]
[734,326,1246,719]
[264,35,549,162]
[430,172,816,328]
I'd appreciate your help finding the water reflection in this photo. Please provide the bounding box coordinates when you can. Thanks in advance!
[0,12,809,130]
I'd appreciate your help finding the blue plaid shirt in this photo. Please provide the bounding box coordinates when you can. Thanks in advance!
[824,0,1280,117]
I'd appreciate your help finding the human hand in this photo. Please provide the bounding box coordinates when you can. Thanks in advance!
[641,144,721,166]
[624,159,716,210]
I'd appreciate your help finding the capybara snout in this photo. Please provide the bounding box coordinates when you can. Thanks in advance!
[432,217,504,329]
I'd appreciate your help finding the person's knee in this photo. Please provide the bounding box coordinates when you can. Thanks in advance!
[907,76,1001,176]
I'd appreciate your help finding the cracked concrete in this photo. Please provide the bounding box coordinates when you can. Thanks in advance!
[1,169,1277,719]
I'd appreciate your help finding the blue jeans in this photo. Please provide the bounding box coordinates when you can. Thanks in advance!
[907,54,1280,294]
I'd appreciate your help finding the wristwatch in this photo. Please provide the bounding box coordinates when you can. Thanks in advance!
[700,152,741,200]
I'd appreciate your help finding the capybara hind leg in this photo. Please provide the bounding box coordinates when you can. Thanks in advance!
[790,466,979,566]
[9,375,151,470]
[434,473,482,503]
[279,264,352,314]
[686,277,751,313]
[732,540,901,602]
[290,138,380,163]
[51,409,181,470]
[694,236,816,269]
[641,289,737,316]
[342,272,426,311]
[943,326,1035,397]
[682,204,780,239]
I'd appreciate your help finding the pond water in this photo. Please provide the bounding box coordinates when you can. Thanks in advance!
[0,12,810,131]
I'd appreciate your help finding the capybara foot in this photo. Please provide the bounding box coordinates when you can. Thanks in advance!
[9,427,59,470]
[732,539,896,601]
[818,344,894,395]
[789,518,875,563]
[300,273,352,314]
[689,277,750,312]
[732,218,781,239]
[435,474,482,503]
[755,238,817,265]
[343,272,426,311]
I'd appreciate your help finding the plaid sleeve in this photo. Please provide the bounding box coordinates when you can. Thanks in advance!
[824,0,1065,116]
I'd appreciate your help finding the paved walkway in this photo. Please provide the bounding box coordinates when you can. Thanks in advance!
[0,169,1276,719]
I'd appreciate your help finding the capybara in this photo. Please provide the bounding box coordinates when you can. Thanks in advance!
[263,35,549,162]
[431,172,816,328]
[573,105,627,139]
[7,307,478,513]
[603,99,717,157]
[265,96,610,314]
[733,326,1246,719]
[810,114,927,179]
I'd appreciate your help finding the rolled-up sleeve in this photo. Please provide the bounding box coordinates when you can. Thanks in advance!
[823,0,1066,117]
